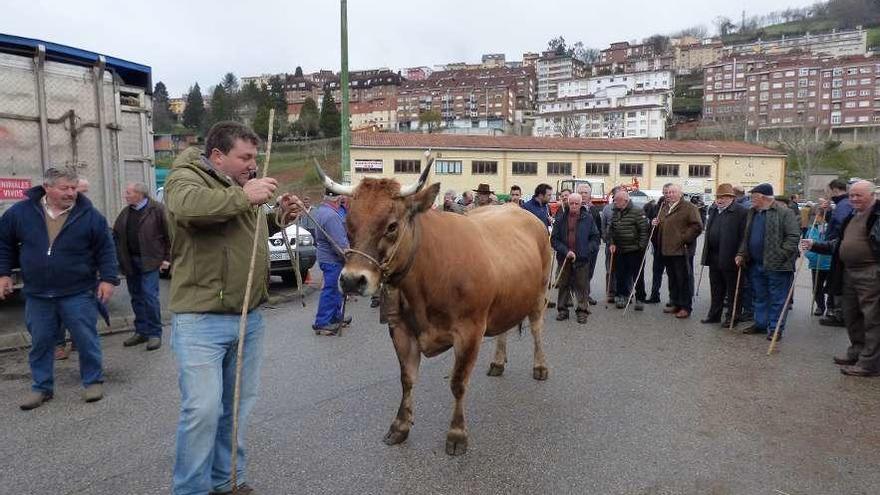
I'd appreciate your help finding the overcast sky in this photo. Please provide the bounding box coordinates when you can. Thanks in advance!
[6,0,816,96]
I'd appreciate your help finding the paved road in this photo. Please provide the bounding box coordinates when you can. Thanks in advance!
[1,264,878,494]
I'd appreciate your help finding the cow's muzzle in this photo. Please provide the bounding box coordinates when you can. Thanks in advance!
[339,268,378,296]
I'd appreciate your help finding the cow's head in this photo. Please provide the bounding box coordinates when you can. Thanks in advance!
[315,156,439,296]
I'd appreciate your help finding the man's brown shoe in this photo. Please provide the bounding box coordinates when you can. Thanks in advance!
[840,365,879,377]
[83,383,104,403]
[663,306,678,314]
[210,484,254,495]
[123,333,148,347]
[674,309,690,319]
[54,345,70,360]
[19,390,52,410]
[833,356,857,366]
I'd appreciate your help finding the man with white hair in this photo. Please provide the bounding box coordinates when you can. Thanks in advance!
[576,183,602,305]
[803,180,880,376]
[113,182,171,351]
[312,190,351,335]
[735,183,801,339]
[550,192,600,324]
[653,183,703,318]
[442,189,464,214]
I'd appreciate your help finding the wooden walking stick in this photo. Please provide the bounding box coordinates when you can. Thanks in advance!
[624,222,658,315]
[767,253,806,355]
[729,266,743,331]
[231,108,275,492]
[694,265,705,297]
[545,256,569,310]
[804,211,822,316]
[605,249,616,309]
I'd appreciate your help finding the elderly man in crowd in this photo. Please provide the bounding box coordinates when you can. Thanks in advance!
[113,182,171,351]
[803,180,880,377]
[457,190,474,211]
[473,184,495,208]
[443,189,465,214]
[653,183,703,318]
[735,183,801,340]
[0,167,119,410]
[312,190,351,336]
[609,190,649,310]
[700,183,748,327]
[644,189,667,304]
[550,192,600,324]
[601,186,622,303]
[576,183,602,305]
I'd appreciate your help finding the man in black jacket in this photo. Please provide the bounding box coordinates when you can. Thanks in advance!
[576,183,602,305]
[551,193,600,324]
[609,191,649,310]
[113,182,171,351]
[803,180,880,377]
[700,183,748,327]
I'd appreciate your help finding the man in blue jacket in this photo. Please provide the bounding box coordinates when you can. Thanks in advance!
[817,179,853,327]
[0,167,119,410]
[551,193,600,324]
[312,190,351,336]
[523,183,553,228]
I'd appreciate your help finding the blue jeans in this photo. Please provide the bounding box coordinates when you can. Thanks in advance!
[127,257,162,338]
[171,311,265,495]
[749,264,792,335]
[315,262,344,327]
[25,291,103,393]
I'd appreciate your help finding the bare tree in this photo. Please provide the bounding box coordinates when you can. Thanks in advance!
[714,16,735,36]
[775,126,829,196]
[554,114,583,138]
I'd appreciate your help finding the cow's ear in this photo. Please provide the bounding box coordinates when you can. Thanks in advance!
[408,183,440,215]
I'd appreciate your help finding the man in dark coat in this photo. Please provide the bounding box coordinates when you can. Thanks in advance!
[609,190,649,310]
[653,183,704,318]
[551,193,600,324]
[113,182,171,351]
[700,183,748,327]
[524,183,553,228]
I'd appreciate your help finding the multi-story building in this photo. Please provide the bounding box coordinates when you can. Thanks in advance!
[594,40,674,75]
[395,67,535,133]
[168,97,186,117]
[241,73,273,89]
[282,75,319,122]
[522,52,540,68]
[536,51,587,102]
[482,53,506,68]
[702,54,880,140]
[534,70,674,139]
[673,40,724,74]
[403,66,432,81]
[599,41,657,65]
[723,27,868,59]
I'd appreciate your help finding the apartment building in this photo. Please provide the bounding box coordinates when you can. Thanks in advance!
[403,66,432,81]
[599,41,656,65]
[702,54,880,139]
[349,133,786,198]
[723,27,868,59]
[536,51,587,101]
[673,40,724,74]
[395,67,535,132]
[534,70,674,139]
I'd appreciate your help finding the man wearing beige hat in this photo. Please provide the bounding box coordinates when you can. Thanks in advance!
[473,183,496,208]
[700,184,748,327]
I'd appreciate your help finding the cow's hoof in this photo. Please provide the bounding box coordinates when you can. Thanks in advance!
[445,430,468,456]
[487,362,505,377]
[532,366,549,381]
[383,427,410,445]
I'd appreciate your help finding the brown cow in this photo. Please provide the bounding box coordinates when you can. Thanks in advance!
[316,158,552,456]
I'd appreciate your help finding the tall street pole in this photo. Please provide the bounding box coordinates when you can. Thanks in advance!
[340,0,351,183]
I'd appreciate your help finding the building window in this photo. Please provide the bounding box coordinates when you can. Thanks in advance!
[354,159,383,174]
[689,164,711,178]
[471,160,498,175]
[619,163,643,176]
[656,163,680,177]
[435,160,462,175]
[394,159,421,174]
[512,161,538,175]
[584,162,610,175]
[547,162,572,176]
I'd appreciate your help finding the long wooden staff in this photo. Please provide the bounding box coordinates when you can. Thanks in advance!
[623,222,658,315]
[231,108,275,492]
[729,266,742,331]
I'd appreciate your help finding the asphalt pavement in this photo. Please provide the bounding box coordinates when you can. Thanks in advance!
[0,261,878,495]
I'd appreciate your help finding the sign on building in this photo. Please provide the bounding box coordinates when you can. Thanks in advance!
[0,178,32,200]
[354,159,383,173]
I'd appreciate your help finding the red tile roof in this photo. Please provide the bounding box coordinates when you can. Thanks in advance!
[351,133,786,157]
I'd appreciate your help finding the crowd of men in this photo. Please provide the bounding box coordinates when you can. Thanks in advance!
[1,117,878,494]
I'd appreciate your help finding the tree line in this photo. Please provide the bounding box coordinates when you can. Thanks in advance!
[151,68,342,141]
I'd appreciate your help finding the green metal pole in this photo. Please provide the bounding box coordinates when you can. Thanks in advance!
[340,0,351,183]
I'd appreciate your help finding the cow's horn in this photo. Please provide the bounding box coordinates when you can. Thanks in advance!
[313,158,354,196]
[398,156,435,197]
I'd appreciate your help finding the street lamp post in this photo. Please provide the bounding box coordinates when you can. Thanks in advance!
[340,0,351,183]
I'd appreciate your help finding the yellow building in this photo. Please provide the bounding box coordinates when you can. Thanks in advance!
[350,133,786,198]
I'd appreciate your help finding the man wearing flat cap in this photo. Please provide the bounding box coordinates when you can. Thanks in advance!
[700,183,748,327]
[735,183,801,340]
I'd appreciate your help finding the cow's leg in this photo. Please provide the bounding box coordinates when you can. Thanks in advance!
[446,333,480,456]
[487,331,507,376]
[529,303,549,381]
[383,323,421,446]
